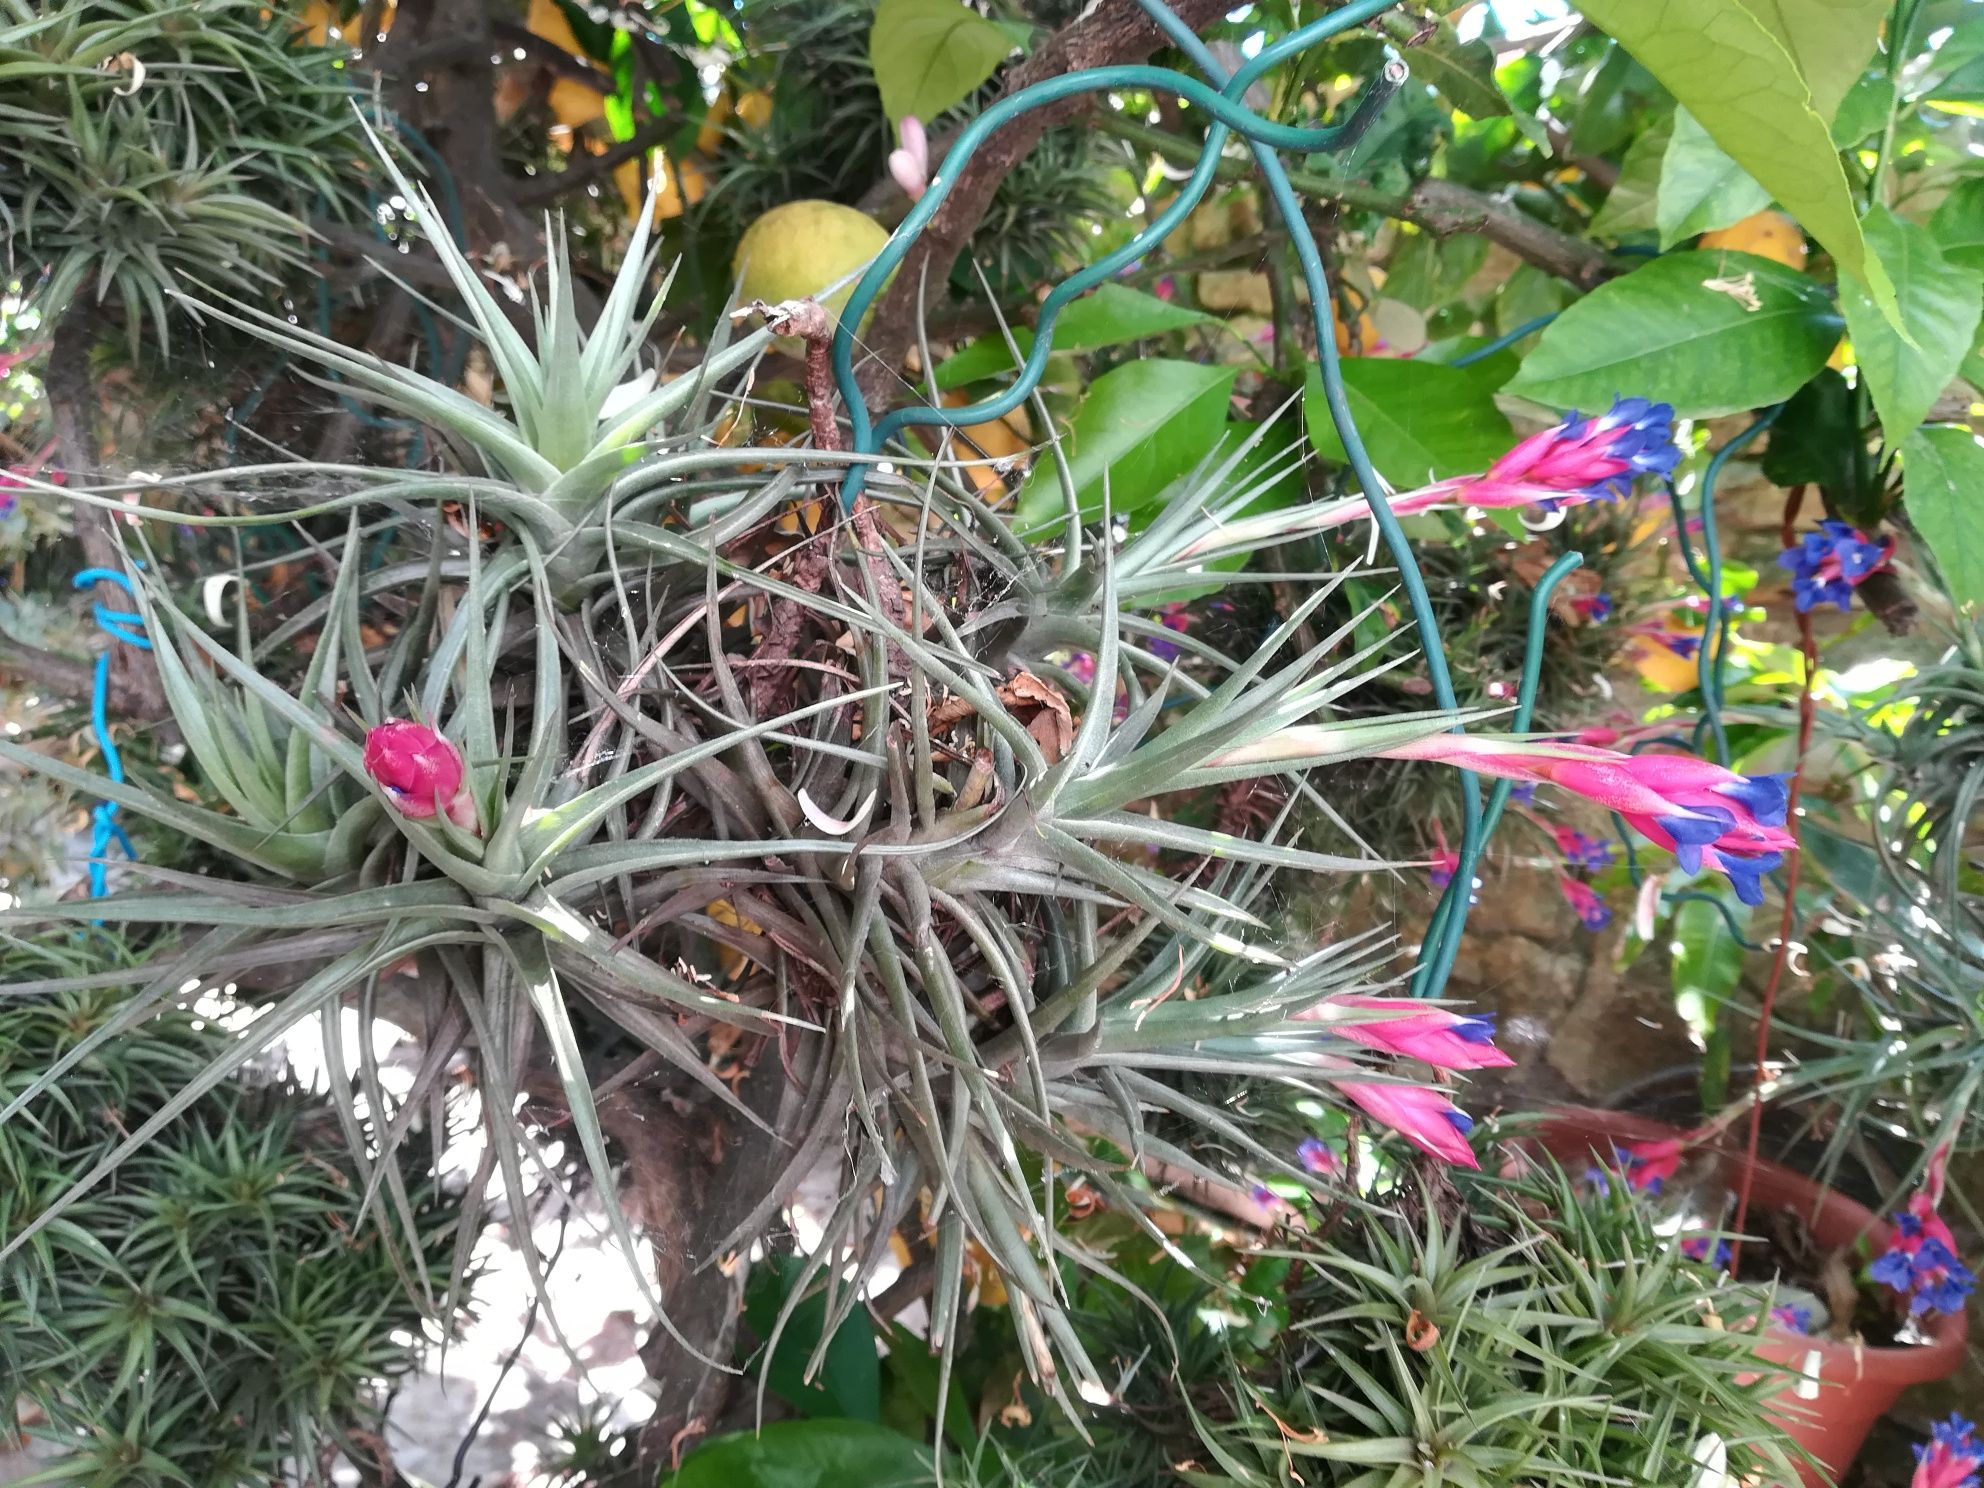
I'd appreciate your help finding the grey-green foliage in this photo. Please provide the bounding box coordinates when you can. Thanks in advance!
[0,0,374,351]
[970,1146,1801,1488]
[0,935,463,1487]
[1786,620,1984,1195]
[1213,1156,1802,1487]
[0,154,1487,1426]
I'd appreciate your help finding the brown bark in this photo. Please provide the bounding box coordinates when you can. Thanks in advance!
[1102,114,1622,293]
[1401,176,1615,291]
[627,1036,827,1476]
[45,308,166,720]
[852,0,1234,407]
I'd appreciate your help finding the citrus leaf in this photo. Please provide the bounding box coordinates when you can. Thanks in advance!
[1015,359,1237,532]
[1575,0,1898,325]
[1305,359,1513,488]
[1740,0,1888,120]
[1505,250,1843,417]
[663,1420,932,1488]
[1588,114,1673,239]
[1929,177,1984,273]
[1378,12,1507,117]
[869,0,1013,125]
[1841,206,1982,446]
[1902,424,1984,613]
[933,284,1214,388]
[1829,73,1894,145]
[1656,109,1772,247]
[745,1257,883,1423]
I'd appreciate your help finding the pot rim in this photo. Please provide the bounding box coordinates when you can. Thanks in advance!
[1524,1104,1969,1385]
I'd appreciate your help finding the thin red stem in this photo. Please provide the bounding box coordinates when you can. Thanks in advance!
[1730,487,1820,1262]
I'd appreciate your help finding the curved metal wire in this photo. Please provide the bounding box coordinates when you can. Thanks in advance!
[824,0,1578,1000]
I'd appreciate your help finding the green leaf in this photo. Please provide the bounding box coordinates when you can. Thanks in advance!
[1305,358,1514,487]
[1575,0,1897,324]
[1672,889,1749,1109]
[1587,114,1673,238]
[1929,178,1984,273]
[1054,283,1215,349]
[878,1321,976,1452]
[1378,12,1507,117]
[1828,73,1894,146]
[1902,424,1984,612]
[869,0,1013,125]
[1014,359,1237,532]
[1656,108,1772,247]
[1760,368,1882,524]
[1415,335,1520,394]
[933,284,1214,388]
[1505,250,1843,417]
[1841,206,1983,446]
[1740,0,1888,120]
[662,1420,932,1488]
[745,1257,882,1423]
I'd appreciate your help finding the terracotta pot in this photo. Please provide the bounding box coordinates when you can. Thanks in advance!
[1529,1107,1968,1487]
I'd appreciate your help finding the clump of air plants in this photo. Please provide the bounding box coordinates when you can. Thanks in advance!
[975,1136,1803,1488]
[0,160,1529,1432]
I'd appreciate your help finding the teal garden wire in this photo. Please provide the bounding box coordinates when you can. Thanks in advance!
[829,0,1512,1000]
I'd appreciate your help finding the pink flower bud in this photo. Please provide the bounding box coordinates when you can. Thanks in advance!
[1303,994,1513,1071]
[887,115,929,201]
[1334,1079,1478,1168]
[363,721,478,832]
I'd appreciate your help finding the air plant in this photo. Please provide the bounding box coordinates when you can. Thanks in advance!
[0,153,1511,1429]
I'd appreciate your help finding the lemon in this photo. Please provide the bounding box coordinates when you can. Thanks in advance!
[616,153,707,224]
[733,200,891,324]
[1698,210,1807,271]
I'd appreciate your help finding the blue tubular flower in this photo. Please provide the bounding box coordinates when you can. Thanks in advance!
[1680,1234,1733,1268]
[1914,1414,1983,1488]
[1770,1303,1814,1333]
[1873,1198,1978,1318]
[1296,1137,1340,1176]
[1778,519,1895,614]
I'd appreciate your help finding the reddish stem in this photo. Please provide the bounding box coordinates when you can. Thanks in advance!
[1730,486,1820,1263]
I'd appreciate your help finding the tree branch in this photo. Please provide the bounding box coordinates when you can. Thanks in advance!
[851,0,1235,406]
[0,638,149,715]
[1102,115,1619,291]
[490,20,611,90]
[513,116,677,207]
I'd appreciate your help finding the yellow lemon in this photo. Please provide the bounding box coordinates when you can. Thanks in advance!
[736,89,772,129]
[1698,210,1807,271]
[526,0,584,57]
[733,200,891,324]
[293,0,338,45]
[547,76,606,134]
[695,91,735,157]
[615,153,707,224]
